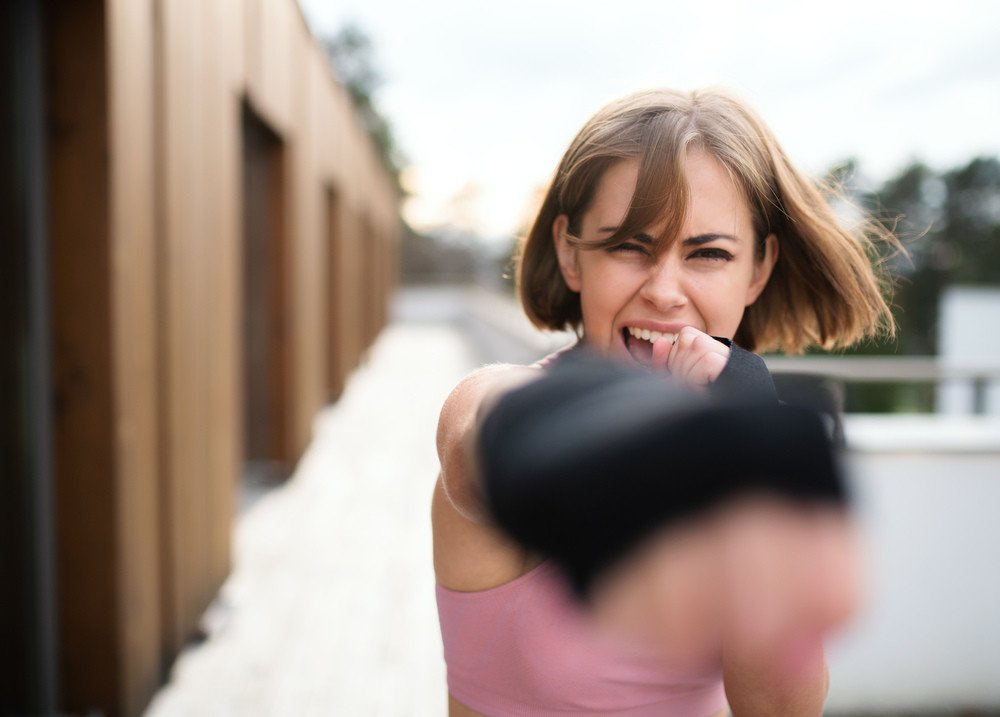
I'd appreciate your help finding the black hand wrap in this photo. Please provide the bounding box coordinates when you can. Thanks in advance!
[710,337,778,402]
[477,349,847,599]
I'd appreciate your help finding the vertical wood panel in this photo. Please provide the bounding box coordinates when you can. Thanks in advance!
[157,0,217,654]
[244,0,292,139]
[41,0,400,711]
[190,0,215,627]
[342,207,364,372]
[205,0,241,590]
[241,101,290,471]
[107,0,161,712]
[46,0,118,710]
[325,185,345,399]
[364,215,380,349]
[287,28,312,457]
[157,0,189,657]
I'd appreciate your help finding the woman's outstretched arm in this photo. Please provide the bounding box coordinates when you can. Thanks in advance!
[475,350,858,715]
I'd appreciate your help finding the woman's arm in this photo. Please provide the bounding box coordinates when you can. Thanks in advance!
[722,494,860,716]
[432,363,544,593]
[475,350,858,712]
[477,350,846,597]
[723,647,829,717]
[436,363,539,524]
[716,498,858,717]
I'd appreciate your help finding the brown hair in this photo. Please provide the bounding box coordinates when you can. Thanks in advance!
[517,87,898,354]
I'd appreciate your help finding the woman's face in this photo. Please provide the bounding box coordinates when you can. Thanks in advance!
[553,148,777,365]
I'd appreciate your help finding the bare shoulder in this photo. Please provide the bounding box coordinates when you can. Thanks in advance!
[433,363,540,591]
[435,363,539,512]
[437,364,537,444]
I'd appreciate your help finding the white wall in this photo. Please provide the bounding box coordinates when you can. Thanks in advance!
[825,440,1000,713]
[937,286,1000,415]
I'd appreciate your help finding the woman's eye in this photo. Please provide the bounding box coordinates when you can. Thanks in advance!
[609,242,650,255]
[689,247,733,261]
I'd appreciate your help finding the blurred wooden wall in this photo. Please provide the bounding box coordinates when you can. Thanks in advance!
[40,0,399,714]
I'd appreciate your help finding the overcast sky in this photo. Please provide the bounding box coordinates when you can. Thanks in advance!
[298,0,1000,241]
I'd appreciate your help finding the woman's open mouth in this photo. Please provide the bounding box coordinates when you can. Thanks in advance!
[622,326,676,366]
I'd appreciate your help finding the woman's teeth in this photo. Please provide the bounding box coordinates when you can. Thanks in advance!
[626,326,677,344]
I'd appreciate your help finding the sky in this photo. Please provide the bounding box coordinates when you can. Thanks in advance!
[298,0,1000,242]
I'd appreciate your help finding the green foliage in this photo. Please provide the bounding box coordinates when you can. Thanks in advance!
[842,382,936,413]
[943,157,1000,283]
[819,155,1000,411]
[832,155,1000,357]
[321,23,406,187]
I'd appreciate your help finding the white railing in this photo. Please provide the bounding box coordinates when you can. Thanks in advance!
[765,355,1000,415]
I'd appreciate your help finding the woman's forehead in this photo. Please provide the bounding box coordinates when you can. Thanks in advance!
[587,152,748,236]
[588,151,746,215]
[588,160,640,223]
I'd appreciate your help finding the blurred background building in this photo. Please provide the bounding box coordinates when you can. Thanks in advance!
[2,1,398,715]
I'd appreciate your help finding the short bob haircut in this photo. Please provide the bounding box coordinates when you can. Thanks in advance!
[517,87,898,354]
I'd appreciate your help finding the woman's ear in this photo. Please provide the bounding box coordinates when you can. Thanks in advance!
[552,214,582,292]
[745,233,779,306]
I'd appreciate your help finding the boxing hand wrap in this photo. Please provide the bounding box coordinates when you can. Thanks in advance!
[478,350,847,599]
[709,337,778,403]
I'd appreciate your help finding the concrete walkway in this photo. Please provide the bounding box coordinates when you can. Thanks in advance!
[146,309,479,715]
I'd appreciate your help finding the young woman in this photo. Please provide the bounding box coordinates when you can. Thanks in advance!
[432,87,897,716]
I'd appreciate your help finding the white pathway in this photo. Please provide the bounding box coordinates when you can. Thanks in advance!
[146,321,476,716]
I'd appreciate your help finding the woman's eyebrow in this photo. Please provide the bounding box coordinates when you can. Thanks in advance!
[598,227,655,244]
[682,232,740,246]
[598,229,739,245]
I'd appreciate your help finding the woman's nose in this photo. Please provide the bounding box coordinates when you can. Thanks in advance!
[638,258,687,310]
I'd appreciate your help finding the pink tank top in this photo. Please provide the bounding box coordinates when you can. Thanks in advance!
[436,561,726,716]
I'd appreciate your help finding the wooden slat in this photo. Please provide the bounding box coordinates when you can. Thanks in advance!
[107,0,161,713]
[325,186,346,400]
[203,0,241,602]
[156,0,223,656]
[46,0,118,711]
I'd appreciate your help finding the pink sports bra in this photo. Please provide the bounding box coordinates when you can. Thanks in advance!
[436,561,726,716]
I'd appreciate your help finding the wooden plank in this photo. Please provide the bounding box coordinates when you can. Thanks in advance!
[240,100,293,470]
[341,207,364,371]
[203,0,240,601]
[156,0,190,658]
[46,0,118,711]
[244,0,293,137]
[325,186,346,400]
[287,27,318,457]
[106,0,161,713]
[156,0,223,655]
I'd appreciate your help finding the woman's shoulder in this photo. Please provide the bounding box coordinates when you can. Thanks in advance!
[435,362,545,590]
[435,362,540,521]
[451,362,534,393]
[442,339,580,415]
[531,341,581,369]
[439,363,539,430]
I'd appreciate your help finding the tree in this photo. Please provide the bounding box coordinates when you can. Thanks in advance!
[818,156,1000,411]
[867,161,948,355]
[321,23,405,187]
[943,156,1000,285]
[824,155,1000,358]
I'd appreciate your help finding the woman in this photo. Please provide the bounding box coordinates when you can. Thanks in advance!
[432,87,897,716]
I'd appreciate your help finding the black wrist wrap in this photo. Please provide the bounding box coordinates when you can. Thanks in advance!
[478,350,847,599]
[710,337,778,402]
